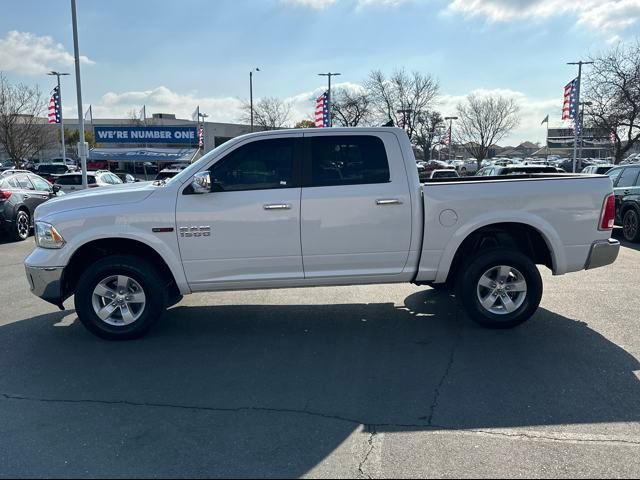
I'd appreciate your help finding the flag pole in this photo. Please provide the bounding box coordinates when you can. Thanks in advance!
[567,60,593,173]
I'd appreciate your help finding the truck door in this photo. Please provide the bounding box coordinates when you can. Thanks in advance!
[612,166,640,223]
[300,132,413,278]
[175,134,304,287]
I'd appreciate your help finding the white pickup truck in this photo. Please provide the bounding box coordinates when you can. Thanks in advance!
[25,128,620,340]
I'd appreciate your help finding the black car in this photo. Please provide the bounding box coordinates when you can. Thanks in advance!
[607,165,640,242]
[33,163,76,183]
[0,172,62,241]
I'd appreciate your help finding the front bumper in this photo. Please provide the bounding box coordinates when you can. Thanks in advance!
[25,265,65,309]
[585,239,620,270]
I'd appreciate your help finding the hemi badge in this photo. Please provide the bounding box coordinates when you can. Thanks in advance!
[152,227,174,233]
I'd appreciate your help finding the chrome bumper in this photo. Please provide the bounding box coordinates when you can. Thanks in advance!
[25,265,65,309]
[585,239,620,270]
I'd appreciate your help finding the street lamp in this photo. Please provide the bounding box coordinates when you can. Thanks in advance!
[250,68,260,132]
[70,0,88,189]
[567,60,594,172]
[318,72,341,127]
[47,71,70,163]
[444,116,458,161]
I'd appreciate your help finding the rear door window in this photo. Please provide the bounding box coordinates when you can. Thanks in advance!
[308,135,390,187]
[616,167,640,188]
[16,175,35,190]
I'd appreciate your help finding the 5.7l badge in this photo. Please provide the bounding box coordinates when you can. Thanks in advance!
[179,226,211,238]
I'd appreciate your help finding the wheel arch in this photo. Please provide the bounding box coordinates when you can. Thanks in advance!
[438,221,557,285]
[63,238,182,302]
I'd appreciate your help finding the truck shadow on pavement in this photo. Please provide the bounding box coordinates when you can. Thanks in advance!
[0,290,638,477]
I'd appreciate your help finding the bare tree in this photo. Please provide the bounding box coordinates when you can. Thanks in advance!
[365,69,439,139]
[331,88,373,127]
[240,97,292,130]
[455,94,520,166]
[127,108,143,125]
[294,119,316,129]
[584,41,640,164]
[413,111,445,161]
[0,73,56,167]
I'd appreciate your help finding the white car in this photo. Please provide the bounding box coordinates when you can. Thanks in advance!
[451,158,478,174]
[54,171,123,194]
[430,169,460,179]
[25,127,619,340]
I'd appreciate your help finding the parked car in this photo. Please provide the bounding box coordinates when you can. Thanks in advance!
[47,158,78,169]
[607,165,640,242]
[476,165,564,176]
[112,171,139,184]
[451,159,478,174]
[155,165,188,181]
[582,165,615,175]
[430,169,460,179]
[0,169,33,178]
[33,163,76,183]
[25,128,619,340]
[0,160,15,172]
[0,172,63,241]
[54,171,124,194]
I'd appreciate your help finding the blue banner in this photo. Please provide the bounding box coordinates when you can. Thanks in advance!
[94,126,198,145]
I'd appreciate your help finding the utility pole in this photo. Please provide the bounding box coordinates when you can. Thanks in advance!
[578,101,592,162]
[567,60,593,173]
[318,72,341,127]
[47,71,70,163]
[445,116,458,161]
[71,0,88,189]
[250,68,260,132]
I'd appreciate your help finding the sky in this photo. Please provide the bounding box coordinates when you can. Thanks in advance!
[1,0,640,146]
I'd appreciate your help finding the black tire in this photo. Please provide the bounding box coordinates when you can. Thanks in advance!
[622,209,640,243]
[11,209,30,241]
[74,255,168,340]
[456,248,543,329]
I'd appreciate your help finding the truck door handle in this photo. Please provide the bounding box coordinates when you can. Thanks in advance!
[263,204,292,210]
[376,199,402,205]
[23,194,30,199]
[623,190,631,195]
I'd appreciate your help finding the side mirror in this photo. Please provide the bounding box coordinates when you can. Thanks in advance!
[191,171,211,194]
[52,185,61,194]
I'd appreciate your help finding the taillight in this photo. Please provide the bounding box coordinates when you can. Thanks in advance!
[0,190,11,201]
[599,194,615,231]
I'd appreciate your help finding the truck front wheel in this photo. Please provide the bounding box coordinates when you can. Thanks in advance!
[457,248,543,329]
[74,255,168,340]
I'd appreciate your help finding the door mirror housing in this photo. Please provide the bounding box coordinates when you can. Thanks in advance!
[52,184,61,194]
[191,171,211,194]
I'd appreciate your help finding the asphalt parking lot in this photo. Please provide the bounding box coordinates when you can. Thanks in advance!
[0,233,638,479]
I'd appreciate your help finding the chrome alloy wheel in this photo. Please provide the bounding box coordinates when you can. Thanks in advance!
[17,212,29,239]
[92,275,146,326]
[623,210,639,241]
[476,265,528,315]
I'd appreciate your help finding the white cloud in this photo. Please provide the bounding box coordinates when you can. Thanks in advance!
[437,87,562,146]
[447,0,640,40]
[80,84,558,145]
[282,0,640,39]
[0,31,94,75]
[282,0,337,8]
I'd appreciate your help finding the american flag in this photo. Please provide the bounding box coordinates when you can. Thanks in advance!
[562,78,579,121]
[47,86,61,124]
[315,91,329,128]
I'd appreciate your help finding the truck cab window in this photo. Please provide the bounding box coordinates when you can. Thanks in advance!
[210,138,296,191]
[309,135,390,187]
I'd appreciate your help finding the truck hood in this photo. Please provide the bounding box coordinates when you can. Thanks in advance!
[36,182,158,220]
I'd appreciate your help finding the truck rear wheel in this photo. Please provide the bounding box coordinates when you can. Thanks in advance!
[457,248,543,329]
[74,255,168,340]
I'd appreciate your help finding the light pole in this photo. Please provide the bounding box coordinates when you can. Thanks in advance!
[444,116,458,161]
[250,68,260,132]
[567,60,593,172]
[578,101,592,162]
[70,0,88,189]
[47,71,70,162]
[318,72,341,127]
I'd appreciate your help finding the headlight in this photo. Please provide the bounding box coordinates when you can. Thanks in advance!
[35,222,66,249]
